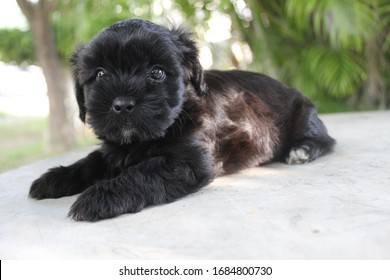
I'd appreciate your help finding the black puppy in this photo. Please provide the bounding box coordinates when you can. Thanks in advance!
[30,19,335,221]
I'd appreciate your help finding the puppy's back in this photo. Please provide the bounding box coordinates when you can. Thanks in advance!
[205,69,305,106]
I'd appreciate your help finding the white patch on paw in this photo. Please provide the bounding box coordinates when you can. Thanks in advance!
[287,146,310,165]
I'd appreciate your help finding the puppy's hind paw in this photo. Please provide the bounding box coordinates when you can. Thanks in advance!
[286,145,310,165]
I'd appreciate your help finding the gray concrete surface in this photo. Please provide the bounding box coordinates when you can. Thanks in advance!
[0,111,389,259]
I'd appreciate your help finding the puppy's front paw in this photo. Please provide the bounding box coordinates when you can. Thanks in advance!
[30,167,80,199]
[286,145,310,165]
[68,182,146,221]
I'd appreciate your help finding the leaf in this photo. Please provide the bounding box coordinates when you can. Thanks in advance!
[304,46,366,97]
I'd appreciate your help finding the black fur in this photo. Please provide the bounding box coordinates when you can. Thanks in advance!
[29,19,335,221]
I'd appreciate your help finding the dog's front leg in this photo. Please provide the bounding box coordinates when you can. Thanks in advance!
[68,148,213,221]
[29,150,107,199]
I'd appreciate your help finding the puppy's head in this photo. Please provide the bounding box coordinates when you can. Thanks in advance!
[70,19,205,144]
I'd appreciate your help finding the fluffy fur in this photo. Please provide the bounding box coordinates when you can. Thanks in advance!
[29,19,335,221]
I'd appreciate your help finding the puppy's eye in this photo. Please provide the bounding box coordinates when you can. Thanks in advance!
[96,68,106,79]
[150,68,166,81]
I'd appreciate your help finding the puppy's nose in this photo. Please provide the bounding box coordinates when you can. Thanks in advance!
[112,97,135,114]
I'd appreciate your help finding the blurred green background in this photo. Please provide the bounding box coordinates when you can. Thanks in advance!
[0,0,389,172]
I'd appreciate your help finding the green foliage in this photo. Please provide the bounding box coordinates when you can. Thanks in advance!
[292,46,366,98]
[286,0,375,50]
[0,29,35,64]
[284,0,390,106]
[51,0,155,60]
[230,0,390,108]
[2,0,389,110]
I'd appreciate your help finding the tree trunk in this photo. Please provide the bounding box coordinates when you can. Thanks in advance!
[363,35,386,110]
[16,0,74,151]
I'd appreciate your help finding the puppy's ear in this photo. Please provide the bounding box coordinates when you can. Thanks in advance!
[171,27,207,95]
[69,45,87,122]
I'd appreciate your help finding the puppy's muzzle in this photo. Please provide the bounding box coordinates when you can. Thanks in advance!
[112,97,136,114]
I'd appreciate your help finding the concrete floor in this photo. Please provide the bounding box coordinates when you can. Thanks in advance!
[0,111,389,259]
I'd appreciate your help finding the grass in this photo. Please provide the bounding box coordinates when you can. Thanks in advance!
[315,99,356,113]
[0,117,97,173]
